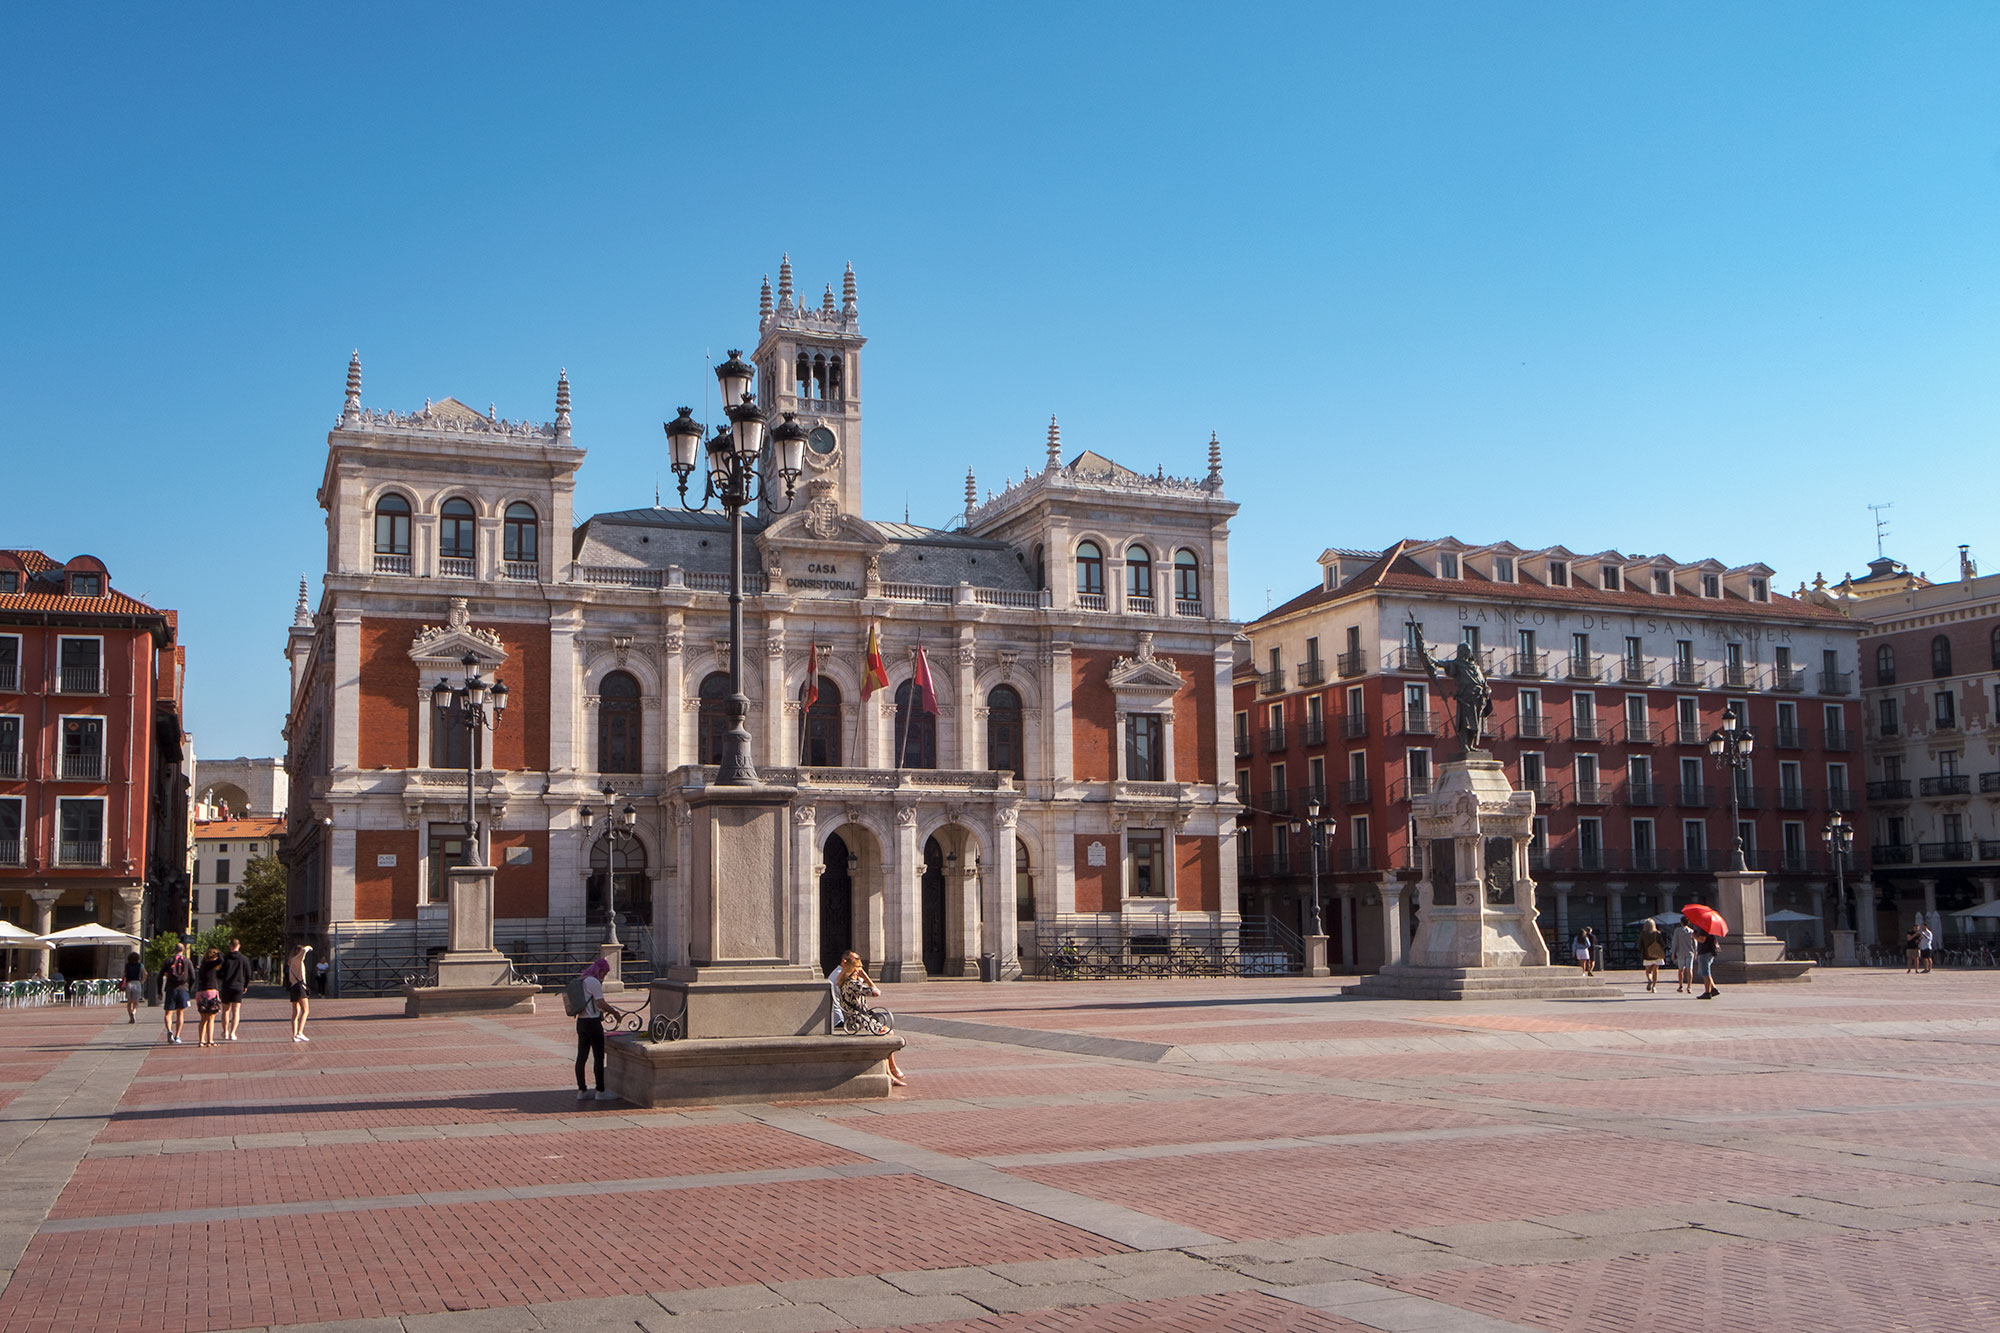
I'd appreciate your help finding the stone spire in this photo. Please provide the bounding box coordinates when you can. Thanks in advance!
[555,368,572,442]
[964,467,977,519]
[842,262,857,315]
[341,350,361,422]
[1045,415,1062,472]
[777,253,794,311]
[1205,431,1223,490]
[293,576,312,626]
[760,274,773,319]
[822,283,836,314]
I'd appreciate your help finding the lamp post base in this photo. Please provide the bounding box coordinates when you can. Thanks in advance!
[1832,929,1857,965]
[1302,934,1331,978]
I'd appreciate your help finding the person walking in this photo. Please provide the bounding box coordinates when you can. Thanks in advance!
[1571,926,1596,977]
[1695,928,1721,999]
[573,958,625,1101]
[1672,920,1698,994]
[831,951,907,1087]
[1905,925,1922,972]
[122,950,145,1023]
[1638,919,1666,992]
[219,938,253,1042]
[284,944,313,1042]
[314,956,329,996]
[160,943,195,1044]
[194,948,225,1047]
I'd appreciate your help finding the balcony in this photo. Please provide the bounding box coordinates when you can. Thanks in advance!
[502,560,539,582]
[60,752,103,781]
[1564,654,1603,682]
[1528,846,1550,873]
[1619,659,1655,685]
[1233,733,1251,760]
[1338,778,1371,805]
[1676,722,1706,745]
[1771,668,1807,693]
[373,552,412,575]
[1671,662,1703,687]
[1775,725,1807,749]
[1524,781,1561,809]
[1777,786,1811,811]
[1338,712,1368,739]
[1735,785,1766,811]
[1621,719,1657,744]
[1624,782,1661,806]
[1872,844,1913,864]
[1571,717,1602,742]
[1919,841,1973,863]
[1873,718,1900,738]
[1819,670,1853,695]
[1246,853,1294,880]
[1982,772,2000,794]
[1337,649,1366,678]
[1980,839,2000,861]
[1399,773,1435,800]
[1296,660,1326,688]
[1175,598,1205,617]
[1335,847,1375,871]
[1391,647,1429,674]
[1393,711,1435,736]
[1722,665,1760,690]
[1824,727,1850,751]
[57,840,103,867]
[0,837,19,865]
[1674,783,1710,807]
[1263,726,1288,753]
[1126,594,1156,614]
[58,666,101,694]
[1260,668,1287,696]
[1677,848,1716,872]
[1075,592,1108,611]
[1574,781,1611,805]
[0,663,15,692]
[1625,847,1662,872]
[1919,775,1970,797]
[1867,780,1912,801]
[1935,715,1960,732]
[0,751,16,778]
[1826,787,1855,811]
[1573,847,1608,872]
[1262,789,1292,817]
[1515,714,1555,741]
[1778,850,1815,873]
[1510,651,1548,679]
[1303,719,1327,747]
[1293,784,1330,814]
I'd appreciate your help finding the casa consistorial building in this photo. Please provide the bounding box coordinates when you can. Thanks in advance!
[283,260,1242,992]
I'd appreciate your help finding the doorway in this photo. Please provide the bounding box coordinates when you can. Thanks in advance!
[819,832,854,975]
[921,835,947,977]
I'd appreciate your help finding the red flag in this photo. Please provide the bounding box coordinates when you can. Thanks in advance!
[910,644,939,716]
[861,624,889,699]
[802,641,819,710]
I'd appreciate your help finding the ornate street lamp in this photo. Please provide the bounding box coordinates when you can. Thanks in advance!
[1706,705,1756,873]
[430,652,509,866]
[1824,811,1855,934]
[664,351,807,785]
[580,785,639,948]
[1288,795,1338,939]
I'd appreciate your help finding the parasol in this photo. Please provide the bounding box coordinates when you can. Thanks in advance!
[39,923,142,947]
[1681,904,1728,938]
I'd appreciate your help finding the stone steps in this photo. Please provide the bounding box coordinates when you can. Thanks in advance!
[1341,964,1621,1002]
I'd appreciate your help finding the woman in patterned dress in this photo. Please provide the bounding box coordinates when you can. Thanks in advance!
[832,951,907,1086]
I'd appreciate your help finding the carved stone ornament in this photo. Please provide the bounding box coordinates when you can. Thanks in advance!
[895,806,917,827]
[612,635,633,666]
[995,806,1019,829]
[944,803,966,826]
[804,494,842,539]
[669,805,693,828]
[844,805,865,828]
[663,629,685,655]
[793,804,817,826]
[410,597,506,666]
[766,635,785,658]
[997,650,1020,680]
[957,643,977,667]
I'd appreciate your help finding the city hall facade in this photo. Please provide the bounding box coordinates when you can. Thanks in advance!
[282,262,1242,989]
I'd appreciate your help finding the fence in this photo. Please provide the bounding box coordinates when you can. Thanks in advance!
[328,920,656,995]
[1029,914,1304,979]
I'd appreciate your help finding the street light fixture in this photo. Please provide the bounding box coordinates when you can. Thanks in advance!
[580,784,640,949]
[1823,811,1855,935]
[1706,705,1756,873]
[664,352,806,786]
[1288,795,1338,939]
[431,651,508,867]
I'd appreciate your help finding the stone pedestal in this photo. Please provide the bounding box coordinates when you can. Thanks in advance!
[614,783,886,1108]
[1711,869,1813,984]
[1347,756,1615,1002]
[1832,929,1857,965]
[404,865,537,1016]
[597,940,626,994]
[1303,934,1331,978]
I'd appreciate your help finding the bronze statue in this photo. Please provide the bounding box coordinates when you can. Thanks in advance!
[1410,619,1493,754]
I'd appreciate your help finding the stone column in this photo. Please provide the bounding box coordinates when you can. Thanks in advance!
[1810,884,1826,949]
[885,805,922,982]
[1376,870,1405,967]
[987,809,1021,979]
[1555,888,1571,942]
[1855,876,1877,948]
[548,610,582,772]
[763,622,787,768]
[791,804,819,970]
[27,889,60,938]
[954,632,977,769]
[664,620,689,768]
[117,888,144,939]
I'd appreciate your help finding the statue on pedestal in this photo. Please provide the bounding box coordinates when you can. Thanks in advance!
[1408,618,1493,754]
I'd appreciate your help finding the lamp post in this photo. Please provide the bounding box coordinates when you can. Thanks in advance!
[1824,811,1855,935]
[580,785,638,949]
[430,652,509,866]
[664,352,807,786]
[1288,796,1337,943]
[1706,705,1756,873]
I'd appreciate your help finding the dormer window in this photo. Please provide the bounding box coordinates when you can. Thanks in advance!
[1437,553,1460,579]
[1653,570,1672,594]
[68,573,102,597]
[0,572,16,593]
[1749,577,1769,602]
[1547,560,1569,588]
[1493,557,1514,583]
[1602,566,1621,592]
[1701,573,1721,598]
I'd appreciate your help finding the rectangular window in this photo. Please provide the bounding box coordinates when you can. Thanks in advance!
[1677,697,1699,736]
[1267,702,1283,731]
[1126,714,1164,781]
[1572,691,1597,740]
[1603,565,1622,591]
[1352,814,1371,865]
[0,635,17,692]
[1878,696,1899,734]
[1936,691,1957,729]
[1269,762,1287,803]
[1406,748,1432,797]
[1307,755,1326,801]
[1126,831,1165,898]
[1520,751,1544,786]
[1519,688,1541,722]
[1940,750,1960,777]
[215,889,230,915]
[1751,577,1769,602]
[1345,685,1364,717]
[57,798,104,865]
[1628,754,1653,787]
[1304,635,1320,669]
[1624,636,1643,669]
[1348,749,1367,782]
[1654,570,1672,594]
[1461,625,1481,655]
[432,699,484,770]
[1684,820,1707,867]
[1405,682,1426,715]
[1578,817,1602,853]
[426,823,472,905]
[1236,767,1250,799]
[0,797,21,863]
[0,714,17,779]
[192,860,201,885]
[1404,621,1424,657]
[1437,552,1459,579]
[215,858,231,884]
[1306,694,1323,728]
[1702,573,1721,598]
[1625,694,1648,737]
[1827,762,1849,804]
[1493,556,1514,583]
[60,715,104,780]
[1775,646,1793,672]
[1632,818,1656,862]
[1576,753,1601,797]
[57,637,102,693]
[1233,711,1248,756]
[1548,560,1569,588]
[1726,642,1743,670]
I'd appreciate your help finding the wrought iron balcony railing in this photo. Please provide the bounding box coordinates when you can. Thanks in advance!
[1818,670,1852,695]
[1919,775,1971,797]
[1871,844,1913,864]
[1771,668,1807,693]
[1263,726,1288,753]
[1775,726,1807,749]
[60,752,103,780]
[1919,841,1973,863]
[1677,722,1707,745]
[1823,727,1851,751]
[1510,651,1548,679]
[1573,781,1611,805]
[1671,662,1703,687]
[1867,780,1912,801]
[1338,779,1371,805]
[59,666,101,694]
[1392,711,1435,736]
[1674,783,1710,807]
[1260,668,1287,696]
[57,840,103,866]
[1297,660,1326,687]
[1565,654,1604,682]
[1337,649,1366,678]
[1338,712,1368,739]
[1777,786,1811,811]
[1514,715,1555,741]
[1624,782,1661,806]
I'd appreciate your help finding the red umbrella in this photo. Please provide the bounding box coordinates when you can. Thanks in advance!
[1681,904,1728,938]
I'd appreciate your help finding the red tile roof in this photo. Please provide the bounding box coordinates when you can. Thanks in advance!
[192,817,285,841]
[0,548,173,627]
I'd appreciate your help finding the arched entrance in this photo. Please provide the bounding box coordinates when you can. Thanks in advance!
[588,834,650,938]
[819,831,854,975]
[921,835,947,977]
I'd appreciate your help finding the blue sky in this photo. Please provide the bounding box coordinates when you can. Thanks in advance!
[3,5,1995,759]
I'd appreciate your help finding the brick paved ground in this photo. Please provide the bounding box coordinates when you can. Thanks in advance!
[5,968,2000,1331]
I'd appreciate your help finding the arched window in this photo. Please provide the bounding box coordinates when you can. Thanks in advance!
[598,671,641,773]
[1876,644,1895,685]
[439,498,477,561]
[987,684,1023,776]
[1015,842,1035,924]
[1175,549,1200,604]
[795,352,811,398]
[1033,543,1046,590]
[697,672,732,765]
[828,355,844,401]
[1932,634,1953,677]
[503,502,539,564]
[1126,545,1153,602]
[1075,542,1104,598]
[374,494,411,555]
[801,676,842,767]
[894,679,938,769]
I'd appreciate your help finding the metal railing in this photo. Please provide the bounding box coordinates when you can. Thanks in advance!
[0,664,15,692]
[1722,665,1759,689]
[1983,772,2000,794]
[1263,726,1288,752]
[1571,716,1601,742]
[1772,668,1807,692]
[1510,652,1548,679]
[1335,847,1374,871]
[1032,914,1305,979]
[1624,782,1660,806]
[60,752,102,780]
[1874,718,1900,737]
[1777,850,1814,873]
[1777,786,1811,810]
[1867,780,1912,801]
[1260,668,1287,695]
[373,553,412,575]
[1233,733,1251,759]
[1826,786,1855,811]
[1981,839,2000,860]
[1338,778,1371,804]
[1920,775,1971,797]
[1674,782,1710,807]
[1735,784,1766,810]
[1920,841,1973,863]
[1515,714,1555,740]
[1391,646,1428,673]
[438,557,477,578]
[1775,725,1807,749]
[1871,844,1912,864]
[1338,712,1368,738]
[1337,649,1366,677]
[1677,722,1706,744]
[1671,662,1703,687]
[1621,719,1657,744]
[1824,727,1850,751]
[0,838,19,865]
[1392,711,1435,736]
[1620,659,1654,685]
[329,921,657,997]
[1302,719,1326,746]
[1262,789,1292,817]
[1819,670,1852,695]
[1573,781,1610,805]
[1296,660,1326,687]
[1525,781,1561,809]
[57,840,103,866]
[1565,654,1603,682]
[0,751,17,778]
[58,667,101,694]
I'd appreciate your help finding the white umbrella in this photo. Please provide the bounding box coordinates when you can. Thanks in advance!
[1765,909,1819,923]
[0,921,52,949]
[1645,911,1685,926]
[1952,900,2000,919]
[39,923,141,947]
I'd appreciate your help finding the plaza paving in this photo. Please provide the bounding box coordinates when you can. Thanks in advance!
[5,970,2000,1332]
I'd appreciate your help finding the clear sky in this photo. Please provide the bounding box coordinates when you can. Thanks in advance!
[3,4,1996,760]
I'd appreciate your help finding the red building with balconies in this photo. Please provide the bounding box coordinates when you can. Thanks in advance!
[1235,538,1866,970]
[0,550,187,977]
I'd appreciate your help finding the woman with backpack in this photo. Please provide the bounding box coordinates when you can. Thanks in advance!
[570,958,625,1101]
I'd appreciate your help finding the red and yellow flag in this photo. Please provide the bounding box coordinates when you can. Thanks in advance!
[802,640,820,710]
[861,624,890,699]
[910,644,939,715]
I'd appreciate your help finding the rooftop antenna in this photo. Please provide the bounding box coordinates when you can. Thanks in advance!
[1869,502,1892,558]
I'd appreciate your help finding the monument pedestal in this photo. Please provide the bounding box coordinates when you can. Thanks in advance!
[611,782,899,1107]
[404,866,538,1016]
[1832,929,1857,965]
[1711,869,1814,984]
[1303,934,1331,978]
[1346,756,1616,1002]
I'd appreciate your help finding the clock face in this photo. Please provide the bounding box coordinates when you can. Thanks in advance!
[807,426,837,455]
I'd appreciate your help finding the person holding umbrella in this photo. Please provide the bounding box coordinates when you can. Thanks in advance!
[1682,904,1728,1000]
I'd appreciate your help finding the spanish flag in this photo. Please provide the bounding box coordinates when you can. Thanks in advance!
[861,623,890,699]
[802,640,819,710]
[910,643,939,715]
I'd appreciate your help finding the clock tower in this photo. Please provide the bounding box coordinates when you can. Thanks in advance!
[752,255,866,519]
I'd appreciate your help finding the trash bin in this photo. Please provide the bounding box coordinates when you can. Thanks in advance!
[978,952,997,982]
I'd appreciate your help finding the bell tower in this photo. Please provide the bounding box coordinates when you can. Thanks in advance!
[752,255,866,518]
